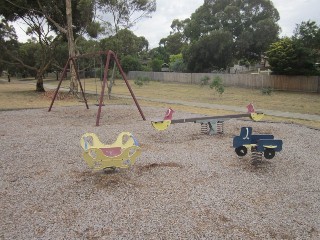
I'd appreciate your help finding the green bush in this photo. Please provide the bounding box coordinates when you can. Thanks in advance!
[120,55,142,73]
[142,76,150,84]
[134,78,143,87]
[150,58,163,72]
[141,65,152,72]
[209,76,225,96]
[170,58,186,72]
[261,87,273,95]
[200,76,210,86]
[134,76,150,87]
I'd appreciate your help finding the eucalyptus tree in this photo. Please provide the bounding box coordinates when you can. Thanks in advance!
[182,0,280,71]
[267,21,320,75]
[0,8,60,91]
[0,20,19,76]
[148,46,169,64]
[159,33,184,55]
[97,0,156,34]
[0,0,102,92]
[267,37,318,75]
[100,29,147,56]
[183,30,233,72]
[294,20,320,51]
[97,0,156,96]
[159,19,189,56]
[96,0,156,59]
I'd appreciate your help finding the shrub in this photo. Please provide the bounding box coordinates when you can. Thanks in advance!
[209,76,225,96]
[261,87,273,95]
[134,78,143,87]
[200,76,210,86]
[141,65,152,72]
[134,76,150,87]
[142,76,150,84]
[170,59,186,72]
[150,58,163,72]
[121,55,142,73]
[169,54,186,72]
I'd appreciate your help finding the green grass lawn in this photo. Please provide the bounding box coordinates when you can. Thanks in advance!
[112,81,320,115]
[49,78,320,115]
[1,78,319,129]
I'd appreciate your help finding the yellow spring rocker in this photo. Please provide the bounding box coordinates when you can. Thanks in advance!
[80,132,141,171]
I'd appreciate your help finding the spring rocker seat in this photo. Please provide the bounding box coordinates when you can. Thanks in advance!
[80,132,141,171]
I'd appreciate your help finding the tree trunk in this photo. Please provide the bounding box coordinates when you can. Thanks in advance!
[66,0,78,94]
[36,71,45,92]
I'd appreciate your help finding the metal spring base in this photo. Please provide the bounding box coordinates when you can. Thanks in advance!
[251,148,263,164]
[201,123,209,134]
[200,121,224,135]
[217,121,224,134]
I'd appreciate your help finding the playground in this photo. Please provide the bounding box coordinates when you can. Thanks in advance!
[1,104,320,239]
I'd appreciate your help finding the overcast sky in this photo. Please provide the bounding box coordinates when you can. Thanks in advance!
[134,0,320,48]
[12,0,320,49]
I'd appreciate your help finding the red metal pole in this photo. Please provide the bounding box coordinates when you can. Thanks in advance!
[70,58,89,109]
[96,51,112,126]
[110,51,146,121]
[48,58,70,112]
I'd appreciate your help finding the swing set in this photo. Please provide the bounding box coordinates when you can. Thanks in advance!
[48,50,146,126]
[77,53,104,105]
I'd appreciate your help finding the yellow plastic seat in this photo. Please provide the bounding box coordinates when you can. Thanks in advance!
[80,132,141,170]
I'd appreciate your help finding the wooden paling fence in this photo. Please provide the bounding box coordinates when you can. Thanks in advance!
[128,71,320,93]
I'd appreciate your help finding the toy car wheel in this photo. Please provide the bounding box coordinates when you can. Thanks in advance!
[264,148,275,159]
[235,146,247,157]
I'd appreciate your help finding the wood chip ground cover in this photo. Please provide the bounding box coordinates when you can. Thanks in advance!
[1,105,319,239]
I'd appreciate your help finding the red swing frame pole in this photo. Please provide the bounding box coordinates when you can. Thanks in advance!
[96,52,111,126]
[48,57,89,111]
[112,51,146,120]
[70,58,89,109]
[48,58,70,112]
[96,50,146,126]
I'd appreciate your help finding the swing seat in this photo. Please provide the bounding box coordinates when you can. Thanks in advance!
[80,132,141,170]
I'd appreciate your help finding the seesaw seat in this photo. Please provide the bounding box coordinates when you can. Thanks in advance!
[80,132,141,170]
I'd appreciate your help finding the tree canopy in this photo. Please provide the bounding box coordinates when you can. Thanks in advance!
[183,30,233,72]
[97,0,156,33]
[267,21,320,75]
[184,0,280,65]
[0,0,102,91]
[0,0,100,38]
[2,0,319,77]
[156,0,281,72]
[100,29,148,57]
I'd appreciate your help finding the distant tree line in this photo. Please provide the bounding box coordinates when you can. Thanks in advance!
[0,0,319,93]
[0,0,156,92]
[267,20,320,75]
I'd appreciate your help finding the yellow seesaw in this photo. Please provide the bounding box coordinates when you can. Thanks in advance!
[80,132,141,170]
[151,104,264,134]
